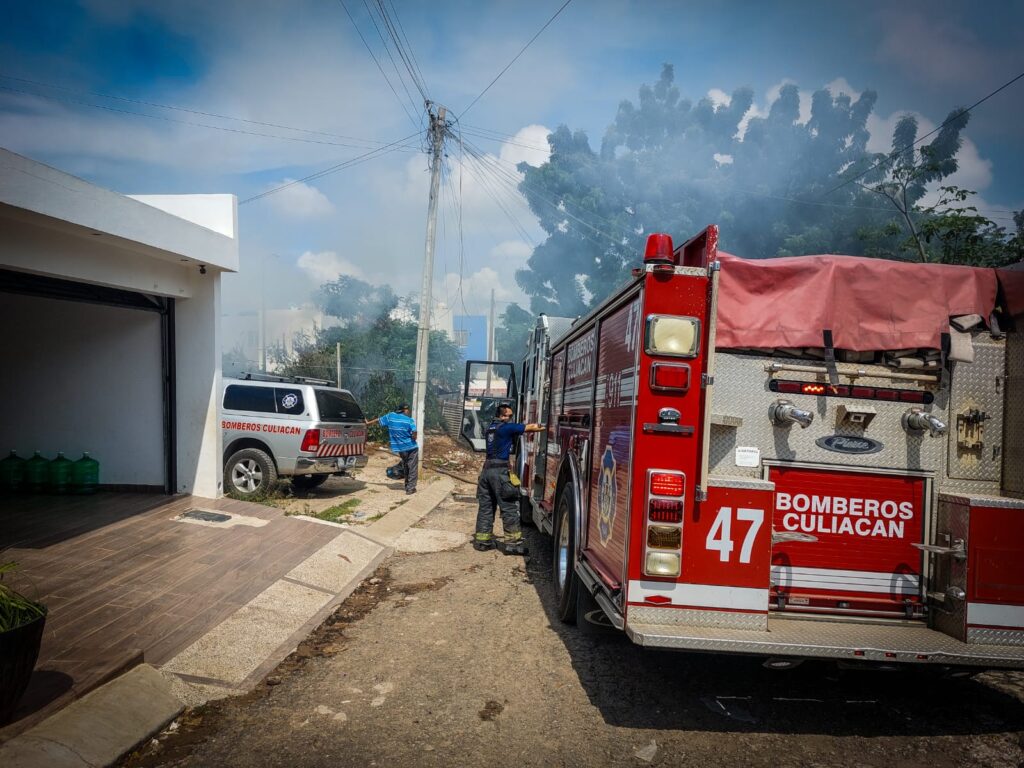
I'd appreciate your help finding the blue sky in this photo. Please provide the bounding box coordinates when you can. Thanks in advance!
[2,0,1022,321]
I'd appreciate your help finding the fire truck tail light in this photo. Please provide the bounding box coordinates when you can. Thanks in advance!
[647,525,682,550]
[899,390,926,403]
[644,233,675,264]
[645,315,701,358]
[645,551,681,577]
[649,499,684,523]
[650,363,690,391]
[650,472,684,496]
[300,429,320,452]
[769,379,934,404]
[775,380,803,394]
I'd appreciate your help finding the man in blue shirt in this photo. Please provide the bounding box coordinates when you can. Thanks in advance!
[474,403,544,555]
[365,403,418,494]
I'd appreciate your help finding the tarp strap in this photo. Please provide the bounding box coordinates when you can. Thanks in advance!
[940,331,951,390]
[822,329,839,386]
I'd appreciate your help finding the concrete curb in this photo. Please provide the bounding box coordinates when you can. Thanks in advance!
[0,664,182,768]
[0,476,455,767]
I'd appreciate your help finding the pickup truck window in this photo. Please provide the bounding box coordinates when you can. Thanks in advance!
[315,389,364,422]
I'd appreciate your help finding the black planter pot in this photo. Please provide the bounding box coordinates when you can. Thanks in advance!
[0,610,47,725]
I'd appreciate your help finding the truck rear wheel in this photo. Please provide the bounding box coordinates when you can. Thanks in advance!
[553,482,579,624]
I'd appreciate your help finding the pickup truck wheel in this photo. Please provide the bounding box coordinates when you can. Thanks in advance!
[226,448,277,498]
[292,474,329,491]
[553,482,579,624]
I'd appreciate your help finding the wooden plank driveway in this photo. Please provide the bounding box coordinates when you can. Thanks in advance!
[0,492,344,740]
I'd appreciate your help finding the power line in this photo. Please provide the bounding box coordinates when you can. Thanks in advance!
[374,0,428,102]
[361,0,423,120]
[459,0,574,118]
[824,68,1024,197]
[240,130,424,204]
[0,73,411,148]
[0,83,422,152]
[383,0,429,98]
[336,0,420,130]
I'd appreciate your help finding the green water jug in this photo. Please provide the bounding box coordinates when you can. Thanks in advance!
[0,450,26,493]
[48,452,73,495]
[25,451,49,494]
[71,452,100,494]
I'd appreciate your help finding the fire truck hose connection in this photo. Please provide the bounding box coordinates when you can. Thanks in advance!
[902,408,947,437]
[769,399,814,429]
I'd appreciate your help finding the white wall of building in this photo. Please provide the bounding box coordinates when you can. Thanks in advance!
[175,269,223,497]
[0,293,164,486]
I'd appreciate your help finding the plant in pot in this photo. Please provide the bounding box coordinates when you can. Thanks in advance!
[0,560,47,725]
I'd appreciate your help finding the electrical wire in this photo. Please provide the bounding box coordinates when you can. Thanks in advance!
[384,0,430,98]
[0,83,422,152]
[0,73,411,148]
[824,68,1024,197]
[361,0,423,120]
[336,0,420,130]
[240,129,424,204]
[375,0,429,102]
[458,0,574,118]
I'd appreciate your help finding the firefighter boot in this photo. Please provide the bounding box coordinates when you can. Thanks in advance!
[472,533,495,552]
[503,533,528,556]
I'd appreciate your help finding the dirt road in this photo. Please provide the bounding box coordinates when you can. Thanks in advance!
[127,488,1024,768]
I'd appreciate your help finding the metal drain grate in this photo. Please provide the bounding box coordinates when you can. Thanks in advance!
[181,509,232,523]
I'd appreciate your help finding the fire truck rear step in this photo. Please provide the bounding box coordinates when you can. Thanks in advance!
[625,615,1024,667]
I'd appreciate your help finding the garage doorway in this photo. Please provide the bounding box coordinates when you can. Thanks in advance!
[0,268,175,493]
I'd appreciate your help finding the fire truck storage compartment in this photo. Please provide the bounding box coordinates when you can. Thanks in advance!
[767,462,930,618]
[932,493,1024,646]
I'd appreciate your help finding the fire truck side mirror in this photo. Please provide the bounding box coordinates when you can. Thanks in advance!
[769,399,814,429]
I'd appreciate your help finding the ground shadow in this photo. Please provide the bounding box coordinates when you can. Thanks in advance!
[2,669,74,731]
[520,527,1024,738]
[1,493,170,549]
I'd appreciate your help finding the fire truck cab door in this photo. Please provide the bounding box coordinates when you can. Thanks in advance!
[460,360,518,452]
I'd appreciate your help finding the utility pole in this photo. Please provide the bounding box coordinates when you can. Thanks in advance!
[336,342,341,388]
[411,104,447,464]
[485,288,495,394]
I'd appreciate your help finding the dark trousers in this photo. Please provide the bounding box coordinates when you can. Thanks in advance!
[475,465,521,540]
[399,449,418,492]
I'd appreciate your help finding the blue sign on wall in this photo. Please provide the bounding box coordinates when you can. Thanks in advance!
[453,315,488,360]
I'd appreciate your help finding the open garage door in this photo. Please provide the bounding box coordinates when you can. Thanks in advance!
[0,268,175,493]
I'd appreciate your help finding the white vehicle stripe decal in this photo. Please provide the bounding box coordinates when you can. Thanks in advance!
[968,602,1024,628]
[628,580,768,612]
[770,566,920,595]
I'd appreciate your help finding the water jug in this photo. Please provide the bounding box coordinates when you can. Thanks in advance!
[71,453,100,494]
[25,451,49,494]
[48,452,73,495]
[0,450,26,493]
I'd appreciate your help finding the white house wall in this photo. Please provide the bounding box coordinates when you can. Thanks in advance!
[175,268,223,498]
[0,293,164,486]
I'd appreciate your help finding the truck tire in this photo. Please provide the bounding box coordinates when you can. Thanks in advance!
[553,482,579,624]
[225,448,277,499]
[291,474,329,491]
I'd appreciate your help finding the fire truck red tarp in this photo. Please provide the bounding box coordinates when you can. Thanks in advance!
[715,253,999,352]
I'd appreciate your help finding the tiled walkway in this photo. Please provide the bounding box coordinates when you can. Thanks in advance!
[0,492,343,740]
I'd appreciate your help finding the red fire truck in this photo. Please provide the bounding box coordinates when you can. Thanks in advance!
[459,225,1024,669]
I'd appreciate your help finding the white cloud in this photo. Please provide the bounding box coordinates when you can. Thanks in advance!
[265,180,334,219]
[437,242,531,316]
[296,250,364,284]
[498,124,551,169]
[824,77,860,101]
[707,89,730,109]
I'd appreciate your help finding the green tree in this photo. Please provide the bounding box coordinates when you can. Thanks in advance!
[495,303,535,361]
[515,65,1016,315]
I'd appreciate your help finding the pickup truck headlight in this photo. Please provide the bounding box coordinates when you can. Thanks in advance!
[645,315,700,358]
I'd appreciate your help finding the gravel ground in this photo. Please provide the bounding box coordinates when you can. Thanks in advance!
[126,484,1024,768]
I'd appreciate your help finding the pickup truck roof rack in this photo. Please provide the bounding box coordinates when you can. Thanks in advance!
[239,372,336,387]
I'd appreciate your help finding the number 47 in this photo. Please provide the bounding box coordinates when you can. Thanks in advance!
[706,507,764,564]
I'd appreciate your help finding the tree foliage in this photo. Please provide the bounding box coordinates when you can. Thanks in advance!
[495,303,535,362]
[515,65,1021,315]
[267,285,463,431]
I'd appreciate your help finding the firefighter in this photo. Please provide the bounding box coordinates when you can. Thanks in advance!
[473,403,545,555]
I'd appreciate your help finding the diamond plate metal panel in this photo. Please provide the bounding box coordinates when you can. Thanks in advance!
[628,605,767,631]
[708,476,775,491]
[708,352,949,478]
[938,493,1024,509]
[1004,329,1024,497]
[947,340,1005,482]
[625,614,1024,667]
[932,498,969,642]
[967,627,1024,647]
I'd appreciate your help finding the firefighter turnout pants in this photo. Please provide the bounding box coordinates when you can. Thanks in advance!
[474,464,522,544]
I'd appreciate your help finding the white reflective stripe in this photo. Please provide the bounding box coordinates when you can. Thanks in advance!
[628,580,768,611]
[968,602,1024,628]
[770,566,919,595]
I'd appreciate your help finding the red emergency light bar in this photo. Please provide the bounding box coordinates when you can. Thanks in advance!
[769,379,934,405]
